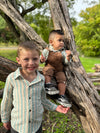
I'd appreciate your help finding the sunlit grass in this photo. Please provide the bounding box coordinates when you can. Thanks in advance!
[0,50,17,62]
[80,57,100,73]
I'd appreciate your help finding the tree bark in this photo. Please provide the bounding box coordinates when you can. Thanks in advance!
[87,72,100,77]
[48,0,100,133]
[0,0,47,50]
[0,56,19,82]
[0,0,100,133]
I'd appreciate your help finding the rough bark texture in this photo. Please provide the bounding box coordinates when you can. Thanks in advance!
[0,0,100,133]
[48,0,100,133]
[0,56,19,82]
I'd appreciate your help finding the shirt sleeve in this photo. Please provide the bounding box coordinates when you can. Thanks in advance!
[41,86,57,111]
[1,75,13,123]
[41,49,49,61]
[61,50,68,65]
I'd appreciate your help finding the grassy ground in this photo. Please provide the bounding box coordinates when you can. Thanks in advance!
[80,57,100,73]
[0,49,100,133]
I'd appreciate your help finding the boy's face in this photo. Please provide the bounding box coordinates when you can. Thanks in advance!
[50,34,64,50]
[16,49,40,75]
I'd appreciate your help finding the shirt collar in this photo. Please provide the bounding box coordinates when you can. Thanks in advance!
[14,67,44,82]
[49,44,65,52]
[14,67,22,79]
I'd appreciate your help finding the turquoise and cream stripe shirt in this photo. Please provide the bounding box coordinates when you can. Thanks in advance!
[1,68,57,133]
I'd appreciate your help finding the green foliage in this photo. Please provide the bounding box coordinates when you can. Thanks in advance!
[0,16,18,43]
[0,0,76,44]
[73,4,100,56]
[0,16,6,29]
[29,14,53,43]
[0,81,5,90]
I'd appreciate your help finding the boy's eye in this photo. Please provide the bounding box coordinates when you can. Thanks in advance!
[33,58,38,61]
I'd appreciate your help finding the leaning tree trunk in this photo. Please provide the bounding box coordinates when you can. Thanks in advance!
[0,0,100,133]
[0,0,47,50]
[48,0,100,133]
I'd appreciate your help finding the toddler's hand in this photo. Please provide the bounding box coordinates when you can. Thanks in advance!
[40,54,46,63]
[56,105,70,114]
[66,50,71,61]
[3,122,11,130]
[66,50,71,56]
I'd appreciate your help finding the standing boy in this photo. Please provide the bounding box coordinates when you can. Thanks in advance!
[40,30,72,107]
[1,41,69,133]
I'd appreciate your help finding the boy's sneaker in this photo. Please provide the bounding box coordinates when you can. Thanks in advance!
[45,83,59,95]
[56,95,72,107]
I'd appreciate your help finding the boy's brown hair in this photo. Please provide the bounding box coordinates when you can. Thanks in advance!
[17,41,40,57]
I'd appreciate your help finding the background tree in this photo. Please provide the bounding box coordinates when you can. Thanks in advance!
[0,0,75,43]
[0,0,100,133]
[73,4,100,56]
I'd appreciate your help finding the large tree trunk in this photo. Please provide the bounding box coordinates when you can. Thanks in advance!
[0,0,100,133]
[48,0,100,133]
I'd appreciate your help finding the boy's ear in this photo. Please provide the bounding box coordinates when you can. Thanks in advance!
[49,40,53,45]
[16,57,20,64]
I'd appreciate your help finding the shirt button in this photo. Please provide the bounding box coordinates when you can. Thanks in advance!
[29,121,31,123]
[29,97,31,99]
[29,109,31,112]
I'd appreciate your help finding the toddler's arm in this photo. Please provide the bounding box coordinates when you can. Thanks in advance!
[40,49,49,63]
[40,54,46,63]
[56,105,70,114]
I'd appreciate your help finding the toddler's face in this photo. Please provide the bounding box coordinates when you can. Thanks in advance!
[50,34,64,50]
[16,49,40,75]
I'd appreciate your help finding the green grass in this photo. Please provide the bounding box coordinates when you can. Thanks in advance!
[43,111,84,133]
[80,57,100,73]
[0,50,17,62]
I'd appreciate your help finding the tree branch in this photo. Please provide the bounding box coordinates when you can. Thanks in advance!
[21,0,48,17]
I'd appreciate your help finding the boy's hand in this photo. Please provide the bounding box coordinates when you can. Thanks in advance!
[3,122,11,130]
[40,54,46,63]
[56,105,70,114]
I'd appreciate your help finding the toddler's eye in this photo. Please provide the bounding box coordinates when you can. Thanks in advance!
[24,58,29,61]
[59,39,64,42]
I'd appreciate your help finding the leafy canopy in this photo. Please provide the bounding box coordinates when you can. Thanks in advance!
[73,4,100,57]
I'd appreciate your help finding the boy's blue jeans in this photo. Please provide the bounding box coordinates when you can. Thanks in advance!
[11,124,42,133]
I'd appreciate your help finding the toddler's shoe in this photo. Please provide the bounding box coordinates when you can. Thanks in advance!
[56,95,72,107]
[45,83,59,95]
